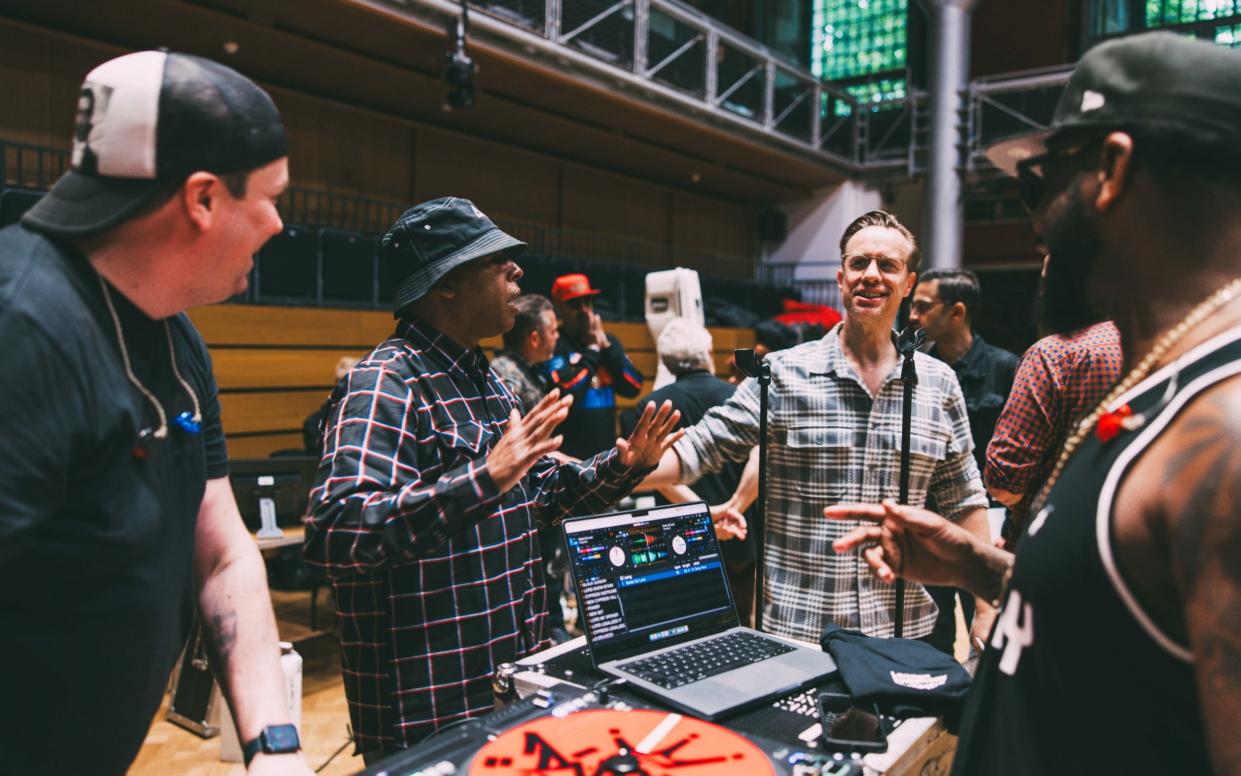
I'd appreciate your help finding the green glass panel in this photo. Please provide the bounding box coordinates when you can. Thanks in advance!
[812,0,908,80]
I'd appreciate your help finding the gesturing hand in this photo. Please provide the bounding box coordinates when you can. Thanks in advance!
[488,390,573,493]
[589,313,609,350]
[824,499,985,590]
[616,400,683,470]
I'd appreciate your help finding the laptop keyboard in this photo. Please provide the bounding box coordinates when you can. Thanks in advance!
[619,631,795,689]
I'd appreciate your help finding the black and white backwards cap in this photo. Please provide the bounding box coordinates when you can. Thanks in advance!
[23,49,288,238]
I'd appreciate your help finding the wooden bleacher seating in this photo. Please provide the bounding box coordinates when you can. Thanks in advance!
[188,304,756,459]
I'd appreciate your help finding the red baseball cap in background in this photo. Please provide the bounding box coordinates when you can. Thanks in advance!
[551,273,602,305]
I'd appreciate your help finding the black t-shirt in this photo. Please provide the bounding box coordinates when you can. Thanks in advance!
[0,225,228,774]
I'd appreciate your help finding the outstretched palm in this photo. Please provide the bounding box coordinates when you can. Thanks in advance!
[616,400,683,469]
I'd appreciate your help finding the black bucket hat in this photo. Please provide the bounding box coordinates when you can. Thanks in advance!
[382,197,526,315]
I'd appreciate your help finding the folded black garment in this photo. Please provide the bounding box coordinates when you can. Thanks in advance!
[820,623,972,731]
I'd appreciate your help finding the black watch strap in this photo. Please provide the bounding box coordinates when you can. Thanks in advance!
[243,724,301,765]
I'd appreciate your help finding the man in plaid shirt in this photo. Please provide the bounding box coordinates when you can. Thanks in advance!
[644,211,991,645]
[303,198,681,760]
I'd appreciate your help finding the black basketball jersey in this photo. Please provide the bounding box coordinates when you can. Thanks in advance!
[950,329,1241,775]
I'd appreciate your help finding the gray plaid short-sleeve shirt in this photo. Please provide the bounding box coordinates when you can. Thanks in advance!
[674,325,987,643]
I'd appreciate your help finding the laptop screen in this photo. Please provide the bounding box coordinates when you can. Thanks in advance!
[563,502,738,663]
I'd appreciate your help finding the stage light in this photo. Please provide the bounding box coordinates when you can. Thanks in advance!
[442,0,476,111]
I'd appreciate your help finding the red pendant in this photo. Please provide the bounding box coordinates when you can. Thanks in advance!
[1096,404,1132,443]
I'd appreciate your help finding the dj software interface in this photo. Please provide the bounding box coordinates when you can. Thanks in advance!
[565,507,734,649]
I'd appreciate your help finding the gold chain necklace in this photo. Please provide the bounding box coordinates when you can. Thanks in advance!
[1032,276,1241,512]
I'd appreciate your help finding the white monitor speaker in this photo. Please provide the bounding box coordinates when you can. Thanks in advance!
[644,268,704,390]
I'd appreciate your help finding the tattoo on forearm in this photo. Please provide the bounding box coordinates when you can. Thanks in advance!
[203,607,239,674]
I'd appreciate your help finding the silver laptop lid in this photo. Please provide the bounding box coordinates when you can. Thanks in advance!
[562,501,739,665]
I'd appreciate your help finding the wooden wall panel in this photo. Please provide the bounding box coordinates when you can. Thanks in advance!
[671,191,757,258]
[219,389,326,435]
[189,305,394,347]
[211,348,372,390]
[414,129,560,226]
[561,167,672,244]
[227,433,305,460]
[0,24,108,153]
[272,88,413,203]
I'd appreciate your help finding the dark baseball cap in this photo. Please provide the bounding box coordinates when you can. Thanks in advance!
[382,197,526,315]
[986,32,1241,176]
[23,50,288,238]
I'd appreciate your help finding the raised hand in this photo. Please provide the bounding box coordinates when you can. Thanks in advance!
[488,390,573,493]
[589,312,609,350]
[616,400,683,470]
[825,499,1008,597]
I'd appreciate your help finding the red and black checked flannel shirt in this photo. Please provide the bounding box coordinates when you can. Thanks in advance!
[303,318,647,753]
[984,321,1123,533]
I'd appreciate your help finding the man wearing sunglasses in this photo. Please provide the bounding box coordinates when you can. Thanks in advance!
[828,32,1241,773]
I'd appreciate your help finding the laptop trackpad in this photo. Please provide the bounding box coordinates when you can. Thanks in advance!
[716,661,804,692]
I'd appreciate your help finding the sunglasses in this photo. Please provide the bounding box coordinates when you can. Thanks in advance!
[1015,140,1098,211]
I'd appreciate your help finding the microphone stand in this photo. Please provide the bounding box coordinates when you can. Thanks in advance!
[892,326,925,639]
[733,348,770,632]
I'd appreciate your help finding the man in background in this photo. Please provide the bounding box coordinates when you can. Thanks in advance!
[985,259,1123,542]
[491,293,570,641]
[548,272,644,459]
[910,269,1018,472]
[909,268,1018,654]
[491,294,558,414]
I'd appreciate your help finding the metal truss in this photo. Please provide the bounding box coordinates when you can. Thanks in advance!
[371,0,883,171]
[355,0,1074,183]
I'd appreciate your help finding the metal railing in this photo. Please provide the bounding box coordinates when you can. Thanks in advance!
[394,0,878,168]
[1,140,70,191]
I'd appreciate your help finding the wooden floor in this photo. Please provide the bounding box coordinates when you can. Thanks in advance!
[131,590,362,776]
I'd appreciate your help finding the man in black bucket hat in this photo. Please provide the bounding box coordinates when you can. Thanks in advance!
[829,32,1241,774]
[304,197,684,760]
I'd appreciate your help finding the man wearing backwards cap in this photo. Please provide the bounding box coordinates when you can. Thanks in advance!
[0,52,310,773]
[303,197,682,759]
[828,32,1241,773]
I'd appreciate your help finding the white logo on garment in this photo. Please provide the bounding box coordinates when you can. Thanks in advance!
[1081,90,1105,112]
[1027,504,1053,537]
[890,671,947,690]
[991,588,1035,676]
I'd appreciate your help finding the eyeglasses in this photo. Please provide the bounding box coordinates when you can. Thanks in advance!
[841,254,907,276]
[1015,140,1097,211]
[909,299,944,315]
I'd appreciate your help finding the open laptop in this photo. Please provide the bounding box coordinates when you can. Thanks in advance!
[562,501,837,720]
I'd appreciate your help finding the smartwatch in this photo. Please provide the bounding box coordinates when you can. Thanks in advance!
[243,724,301,765]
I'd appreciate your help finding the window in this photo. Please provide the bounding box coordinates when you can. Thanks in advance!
[1146,0,1239,26]
[1091,0,1241,43]
[812,0,908,110]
